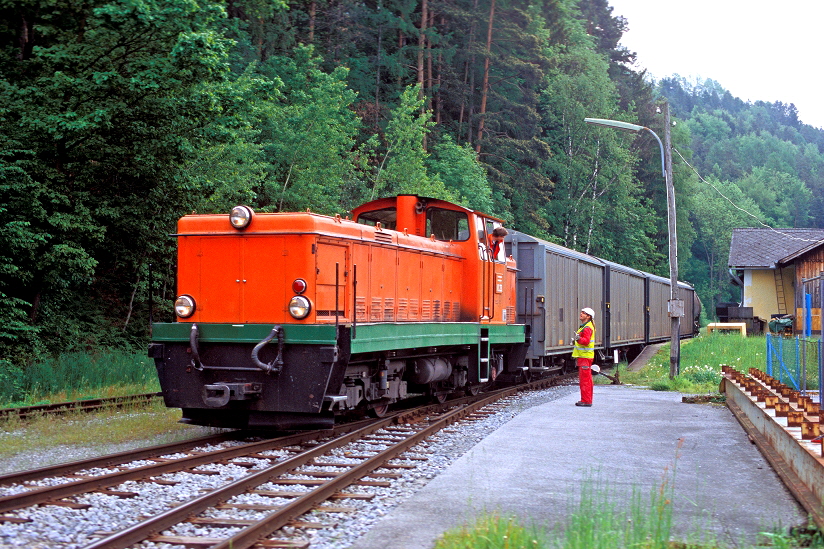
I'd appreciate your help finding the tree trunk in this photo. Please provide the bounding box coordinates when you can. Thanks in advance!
[436,15,444,125]
[417,0,427,95]
[309,1,316,43]
[426,9,434,107]
[123,274,141,331]
[475,0,495,155]
[398,28,406,91]
[375,4,382,131]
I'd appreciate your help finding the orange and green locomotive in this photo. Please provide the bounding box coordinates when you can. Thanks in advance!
[148,195,529,429]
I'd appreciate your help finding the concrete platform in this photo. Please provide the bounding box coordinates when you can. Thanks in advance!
[350,385,807,549]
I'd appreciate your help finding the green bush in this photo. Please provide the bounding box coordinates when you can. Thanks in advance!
[681,364,719,384]
[649,380,671,391]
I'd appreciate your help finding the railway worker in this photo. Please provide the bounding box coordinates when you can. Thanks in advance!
[487,227,508,261]
[572,307,596,407]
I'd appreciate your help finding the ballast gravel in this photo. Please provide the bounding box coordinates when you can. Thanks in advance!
[0,384,575,549]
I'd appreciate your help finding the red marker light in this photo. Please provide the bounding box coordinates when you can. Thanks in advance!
[292,279,307,294]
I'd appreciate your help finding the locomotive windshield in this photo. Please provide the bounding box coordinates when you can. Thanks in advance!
[356,208,397,229]
[426,208,469,241]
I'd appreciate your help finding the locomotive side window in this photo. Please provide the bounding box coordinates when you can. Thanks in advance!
[481,218,506,261]
[356,208,397,229]
[426,208,469,241]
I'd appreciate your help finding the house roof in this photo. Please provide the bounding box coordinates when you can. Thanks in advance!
[728,228,824,268]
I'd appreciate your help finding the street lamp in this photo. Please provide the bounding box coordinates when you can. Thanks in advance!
[584,116,683,378]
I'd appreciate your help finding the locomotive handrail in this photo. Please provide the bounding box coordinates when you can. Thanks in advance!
[251,326,285,375]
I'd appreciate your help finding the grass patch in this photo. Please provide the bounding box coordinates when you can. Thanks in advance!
[0,350,160,408]
[0,399,221,471]
[434,512,547,549]
[617,333,772,394]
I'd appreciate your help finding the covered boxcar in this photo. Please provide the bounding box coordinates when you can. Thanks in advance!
[506,230,699,374]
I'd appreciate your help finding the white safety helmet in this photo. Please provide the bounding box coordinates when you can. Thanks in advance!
[581,307,595,318]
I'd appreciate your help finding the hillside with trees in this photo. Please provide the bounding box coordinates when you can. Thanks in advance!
[658,76,824,313]
[1,0,823,365]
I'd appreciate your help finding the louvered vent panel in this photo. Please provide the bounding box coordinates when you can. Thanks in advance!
[409,299,419,320]
[371,298,383,321]
[397,299,408,321]
[356,297,367,322]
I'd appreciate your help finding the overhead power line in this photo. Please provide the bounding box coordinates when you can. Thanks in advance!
[671,147,823,243]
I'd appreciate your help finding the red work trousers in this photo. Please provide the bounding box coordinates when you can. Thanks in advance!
[577,357,593,404]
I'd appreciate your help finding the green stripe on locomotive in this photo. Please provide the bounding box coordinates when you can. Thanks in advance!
[151,322,525,350]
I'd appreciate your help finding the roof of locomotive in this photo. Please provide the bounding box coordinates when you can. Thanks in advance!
[351,195,506,223]
[174,206,464,257]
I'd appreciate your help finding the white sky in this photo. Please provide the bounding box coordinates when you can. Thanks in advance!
[606,0,824,129]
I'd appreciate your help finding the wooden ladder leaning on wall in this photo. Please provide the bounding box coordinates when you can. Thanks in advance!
[774,267,787,315]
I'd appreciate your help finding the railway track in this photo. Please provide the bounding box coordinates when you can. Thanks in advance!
[0,392,163,421]
[0,378,567,548]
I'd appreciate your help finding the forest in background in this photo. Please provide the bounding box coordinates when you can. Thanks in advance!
[2,0,824,365]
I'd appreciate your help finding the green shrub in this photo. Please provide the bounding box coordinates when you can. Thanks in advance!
[681,364,719,384]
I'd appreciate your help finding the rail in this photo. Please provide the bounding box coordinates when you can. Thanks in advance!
[0,392,163,421]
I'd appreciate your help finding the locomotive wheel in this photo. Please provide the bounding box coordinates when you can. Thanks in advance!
[465,384,480,396]
[369,403,390,418]
[433,392,448,404]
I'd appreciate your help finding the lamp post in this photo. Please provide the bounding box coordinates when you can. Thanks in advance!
[584,116,682,378]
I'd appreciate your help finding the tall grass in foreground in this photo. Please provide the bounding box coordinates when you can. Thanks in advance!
[0,351,159,407]
[436,458,679,549]
[434,448,821,549]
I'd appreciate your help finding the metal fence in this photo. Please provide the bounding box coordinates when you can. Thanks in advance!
[766,333,822,396]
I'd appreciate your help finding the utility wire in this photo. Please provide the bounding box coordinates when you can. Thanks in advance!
[672,146,824,244]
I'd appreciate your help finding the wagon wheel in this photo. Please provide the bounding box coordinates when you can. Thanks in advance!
[465,384,481,396]
[369,402,390,418]
[433,392,448,404]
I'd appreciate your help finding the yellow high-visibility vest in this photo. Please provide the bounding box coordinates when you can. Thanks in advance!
[572,320,595,359]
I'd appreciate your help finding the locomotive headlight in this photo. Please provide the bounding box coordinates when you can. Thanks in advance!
[174,295,196,318]
[229,205,254,229]
[288,296,311,319]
